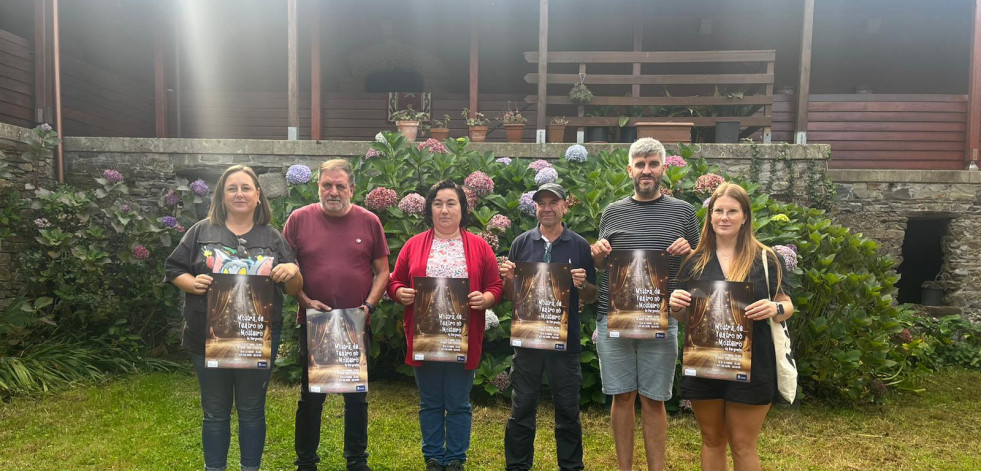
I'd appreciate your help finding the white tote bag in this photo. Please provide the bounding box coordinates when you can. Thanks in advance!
[763,250,797,404]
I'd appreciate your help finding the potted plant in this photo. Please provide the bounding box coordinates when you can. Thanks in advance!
[462,108,490,142]
[584,105,616,142]
[501,103,527,143]
[547,116,568,143]
[391,107,428,142]
[569,73,593,105]
[429,114,452,141]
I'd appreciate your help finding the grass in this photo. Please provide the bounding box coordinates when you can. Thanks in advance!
[0,369,979,470]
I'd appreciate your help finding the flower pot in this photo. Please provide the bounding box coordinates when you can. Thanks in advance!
[468,125,488,142]
[504,124,525,143]
[714,121,741,143]
[429,127,450,141]
[585,126,608,143]
[547,124,566,143]
[618,126,637,143]
[635,122,694,144]
[396,120,419,142]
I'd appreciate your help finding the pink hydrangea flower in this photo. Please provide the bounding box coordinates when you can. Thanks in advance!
[365,148,382,159]
[528,159,552,172]
[163,190,181,207]
[132,245,150,260]
[464,171,494,197]
[664,155,687,167]
[487,214,512,233]
[478,231,500,251]
[365,187,398,211]
[398,193,426,215]
[772,244,799,271]
[102,169,123,183]
[463,187,477,210]
[418,138,448,154]
[694,173,725,195]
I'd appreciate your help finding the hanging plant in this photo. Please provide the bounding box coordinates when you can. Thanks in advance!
[569,73,594,104]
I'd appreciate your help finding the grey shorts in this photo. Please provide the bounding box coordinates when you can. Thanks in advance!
[596,316,678,401]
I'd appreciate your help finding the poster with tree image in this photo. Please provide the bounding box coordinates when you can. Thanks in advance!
[412,277,470,363]
[205,273,274,369]
[306,308,368,393]
[510,262,572,350]
[606,249,670,339]
[682,280,755,382]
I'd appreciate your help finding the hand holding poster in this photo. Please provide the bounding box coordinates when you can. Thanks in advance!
[306,308,368,393]
[510,262,572,350]
[682,280,755,382]
[205,273,275,369]
[412,277,470,363]
[606,249,670,339]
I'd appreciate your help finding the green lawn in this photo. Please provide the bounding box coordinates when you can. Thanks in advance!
[1,369,979,470]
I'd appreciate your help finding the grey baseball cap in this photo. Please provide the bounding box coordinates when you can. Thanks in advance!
[532,182,567,201]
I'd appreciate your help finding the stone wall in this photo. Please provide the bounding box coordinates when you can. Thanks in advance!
[833,169,981,323]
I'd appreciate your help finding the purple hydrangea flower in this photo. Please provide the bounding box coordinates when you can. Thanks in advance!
[398,193,426,215]
[772,245,799,271]
[39,123,53,132]
[702,197,711,208]
[464,171,494,197]
[496,157,512,165]
[365,187,398,211]
[34,218,51,228]
[528,159,552,172]
[161,216,178,228]
[518,191,536,216]
[664,155,688,167]
[564,144,588,162]
[285,165,312,185]
[489,371,511,391]
[164,190,181,207]
[121,204,131,213]
[102,169,124,184]
[190,179,210,196]
[132,245,150,260]
[534,167,559,185]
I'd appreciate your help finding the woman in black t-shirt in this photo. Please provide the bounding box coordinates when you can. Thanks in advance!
[668,182,794,471]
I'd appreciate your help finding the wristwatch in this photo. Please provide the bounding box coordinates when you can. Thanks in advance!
[774,302,784,317]
[363,301,377,314]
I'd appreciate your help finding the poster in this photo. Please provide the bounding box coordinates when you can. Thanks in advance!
[306,307,368,393]
[412,277,470,363]
[606,249,670,339]
[510,262,572,350]
[205,273,275,369]
[682,280,755,382]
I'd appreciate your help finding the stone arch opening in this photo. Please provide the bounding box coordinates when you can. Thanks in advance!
[897,216,950,304]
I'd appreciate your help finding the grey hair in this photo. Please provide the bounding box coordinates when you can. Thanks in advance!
[320,159,355,186]
[627,138,666,164]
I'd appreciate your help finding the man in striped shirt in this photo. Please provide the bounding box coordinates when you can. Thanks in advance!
[590,138,700,471]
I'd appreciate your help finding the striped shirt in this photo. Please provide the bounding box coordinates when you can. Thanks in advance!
[596,195,700,321]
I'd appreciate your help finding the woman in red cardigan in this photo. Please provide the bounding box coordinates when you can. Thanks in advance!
[387,179,502,471]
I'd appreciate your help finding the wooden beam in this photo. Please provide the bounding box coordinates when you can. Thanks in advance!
[524,50,776,64]
[524,73,774,85]
[287,0,298,140]
[469,2,479,118]
[310,0,321,141]
[525,95,773,106]
[536,0,548,143]
[795,0,814,144]
[153,0,167,138]
[34,0,51,124]
[967,0,981,166]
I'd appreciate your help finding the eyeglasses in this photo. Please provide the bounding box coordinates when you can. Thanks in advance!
[711,208,742,218]
[237,237,249,257]
[543,242,552,263]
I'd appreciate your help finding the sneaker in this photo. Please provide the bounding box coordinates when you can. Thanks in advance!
[444,461,465,471]
[425,458,443,471]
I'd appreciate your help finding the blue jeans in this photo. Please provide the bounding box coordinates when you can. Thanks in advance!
[191,327,280,471]
[414,362,476,465]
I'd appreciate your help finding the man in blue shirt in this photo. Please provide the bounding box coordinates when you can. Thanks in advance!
[499,182,598,471]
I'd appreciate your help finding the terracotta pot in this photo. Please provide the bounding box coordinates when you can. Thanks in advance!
[396,120,419,142]
[634,122,694,144]
[429,127,450,141]
[468,125,488,142]
[504,124,525,143]
[547,124,566,143]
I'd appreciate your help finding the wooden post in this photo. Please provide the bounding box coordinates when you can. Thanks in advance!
[536,0,548,143]
[632,2,642,99]
[153,0,167,138]
[34,0,52,125]
[287,0,299,140]
[469,3,479,120]
[52,0,63,183]
[967,0,981,167]
[763,61,773,143]
[310,0,322,141]
[795,0,814,144]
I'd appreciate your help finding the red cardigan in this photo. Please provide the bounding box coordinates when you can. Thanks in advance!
[387,229,503,370]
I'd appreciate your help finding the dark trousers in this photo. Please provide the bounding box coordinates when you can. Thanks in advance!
[294,324,369,471]
[503,348,584,471]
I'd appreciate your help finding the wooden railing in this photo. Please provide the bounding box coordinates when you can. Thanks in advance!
[523,50,774,140]
[772,94,967,170]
